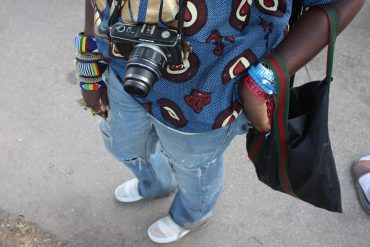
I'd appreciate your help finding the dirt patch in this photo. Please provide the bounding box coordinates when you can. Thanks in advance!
[0,209,71,247]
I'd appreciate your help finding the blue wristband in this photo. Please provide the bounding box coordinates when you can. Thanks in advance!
[248,63,276,95]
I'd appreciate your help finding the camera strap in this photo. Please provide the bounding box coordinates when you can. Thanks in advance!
[108,0,187,35]
[177,0,187,35]
[108,0,123,26]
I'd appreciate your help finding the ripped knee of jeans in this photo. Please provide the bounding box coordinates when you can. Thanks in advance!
[123,156,146,171]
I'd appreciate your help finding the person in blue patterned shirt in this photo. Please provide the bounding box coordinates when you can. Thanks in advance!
[76,0,364,243]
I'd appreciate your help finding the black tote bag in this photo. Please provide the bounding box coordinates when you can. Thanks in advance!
[246,6,342,213]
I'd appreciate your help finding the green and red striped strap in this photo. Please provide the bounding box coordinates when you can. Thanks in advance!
[320,5,338,84]
[249,5,338,196]
[264,52,295,196]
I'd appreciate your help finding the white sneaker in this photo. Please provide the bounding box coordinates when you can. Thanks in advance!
[114,178,143,202]
[147,215,190,244]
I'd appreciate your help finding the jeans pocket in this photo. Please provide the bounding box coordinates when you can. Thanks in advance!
[99,119,112,139]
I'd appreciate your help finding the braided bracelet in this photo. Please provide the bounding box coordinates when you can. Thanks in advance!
[75,52,101,63]
[76,74,104,84]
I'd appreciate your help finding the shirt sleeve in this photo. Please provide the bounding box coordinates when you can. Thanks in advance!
[302,0,336,6]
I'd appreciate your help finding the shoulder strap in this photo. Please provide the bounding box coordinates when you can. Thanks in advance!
[319,5,338,84]
[260,5,339,195]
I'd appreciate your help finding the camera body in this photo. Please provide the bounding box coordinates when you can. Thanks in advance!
[109,22,183,98]
[110,22,183,65]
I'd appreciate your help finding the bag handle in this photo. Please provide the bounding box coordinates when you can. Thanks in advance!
[265,5,339,87]
[257,5,339,195]
[320,5,338,84]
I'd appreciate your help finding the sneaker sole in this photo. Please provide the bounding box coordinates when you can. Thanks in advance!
[355,181,370,215]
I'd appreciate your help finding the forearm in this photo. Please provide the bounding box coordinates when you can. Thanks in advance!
[84,0,95,37]
[275,0,365,76]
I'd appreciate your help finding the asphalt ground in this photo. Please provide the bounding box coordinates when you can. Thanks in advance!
[0,1,369,246]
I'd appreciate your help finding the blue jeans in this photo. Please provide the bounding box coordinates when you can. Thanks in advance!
[99,67,248,229]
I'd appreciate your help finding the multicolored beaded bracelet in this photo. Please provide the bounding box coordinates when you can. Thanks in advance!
[75,61,101,77]
[75,32,98,53]
[79,81,106,91]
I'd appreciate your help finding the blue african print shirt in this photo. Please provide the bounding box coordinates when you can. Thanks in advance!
[94,0,334,133]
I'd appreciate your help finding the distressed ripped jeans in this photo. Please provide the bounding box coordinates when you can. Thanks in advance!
[99,67,248,229]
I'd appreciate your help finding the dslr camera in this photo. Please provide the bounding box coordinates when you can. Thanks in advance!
[110,22,183,98]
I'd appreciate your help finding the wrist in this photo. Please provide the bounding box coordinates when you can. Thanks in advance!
[74,32,108,91]
[247,63,276,95]
[243,75,270,101]
[80,81,106,91]
[75,32,98,53]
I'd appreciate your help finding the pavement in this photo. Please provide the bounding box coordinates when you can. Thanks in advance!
[0,1,369,246]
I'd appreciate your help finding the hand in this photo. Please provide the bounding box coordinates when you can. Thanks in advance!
[238,81,271,132]
[80,87,109,119]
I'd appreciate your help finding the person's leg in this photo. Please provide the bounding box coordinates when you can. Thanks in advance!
[99,67,176,200]
[148,113,248,242]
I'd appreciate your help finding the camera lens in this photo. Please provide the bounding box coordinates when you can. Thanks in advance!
[124,43,167,98]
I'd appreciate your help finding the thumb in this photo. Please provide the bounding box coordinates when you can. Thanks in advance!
[100,88,110,111]
[239,81,271,132]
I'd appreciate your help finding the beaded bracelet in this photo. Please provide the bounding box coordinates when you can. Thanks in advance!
[75,32,98,53]
[74,31,109,92]
[247,63,276,95]
[76,74,104,83]
[75,52,101,63]
[79,81,106,91]
[75,60,102,77]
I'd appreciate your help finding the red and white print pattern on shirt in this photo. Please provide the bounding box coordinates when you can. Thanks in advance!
[157,98,188,128]
[229,0,252,31]
[222,49,257,83]
[213,103,242,129]
[254,0,287,17]
[206,30,235,56]
[162,52,200,82]
[184,89,212,113]
[183,0,208,36]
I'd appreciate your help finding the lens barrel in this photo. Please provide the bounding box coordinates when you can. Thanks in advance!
[124,43,167,98]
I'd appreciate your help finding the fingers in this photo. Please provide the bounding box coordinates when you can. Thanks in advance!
[90,102,108,118]
[80,88,109,119]
[181,41,192,60]
[100,89,110,112]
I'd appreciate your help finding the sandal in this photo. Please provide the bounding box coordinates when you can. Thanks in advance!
[351,156,370,215]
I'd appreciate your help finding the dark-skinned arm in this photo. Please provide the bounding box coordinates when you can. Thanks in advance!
[84,0,95,37]
[81,0,109,118]
[239,0,365,132]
